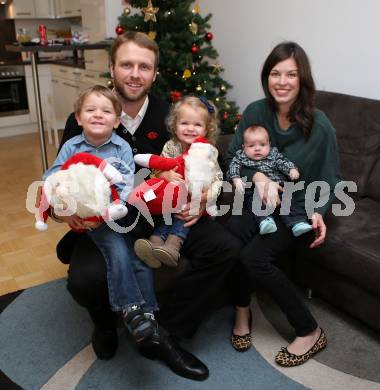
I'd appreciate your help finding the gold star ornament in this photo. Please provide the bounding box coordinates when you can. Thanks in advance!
[212,63,223,74]
[142,0,159,22]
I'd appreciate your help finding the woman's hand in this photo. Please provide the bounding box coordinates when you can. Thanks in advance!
[253,172,282,208]
[156,167,185,185]
[309,213,326,248]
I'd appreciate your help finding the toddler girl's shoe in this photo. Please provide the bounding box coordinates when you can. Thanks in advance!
[152,234,183,267]
[292,222,313,237]
[134,236,164,269]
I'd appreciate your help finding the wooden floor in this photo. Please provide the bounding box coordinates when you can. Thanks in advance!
[0,132,69,295]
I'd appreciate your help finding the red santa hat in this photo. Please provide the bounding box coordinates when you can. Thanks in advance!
[35,152,127,231]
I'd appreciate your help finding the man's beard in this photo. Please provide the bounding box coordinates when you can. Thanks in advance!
[113,78,151,103]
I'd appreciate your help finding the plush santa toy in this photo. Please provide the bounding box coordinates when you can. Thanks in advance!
[128,137,219,216]
[35,152,128,232]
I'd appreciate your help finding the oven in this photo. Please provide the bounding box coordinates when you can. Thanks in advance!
[0,65,29,117]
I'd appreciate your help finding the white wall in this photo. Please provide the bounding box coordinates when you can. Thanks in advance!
[201,0,380,110]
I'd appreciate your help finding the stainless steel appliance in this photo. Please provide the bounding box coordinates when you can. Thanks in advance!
[0,65,29,117]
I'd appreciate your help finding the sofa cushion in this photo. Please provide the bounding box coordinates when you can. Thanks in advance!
[296,197,380,296]
[366,158,380,201]
[315,91,380,196]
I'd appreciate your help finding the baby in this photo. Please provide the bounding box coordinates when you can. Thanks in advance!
[228,125,312,237]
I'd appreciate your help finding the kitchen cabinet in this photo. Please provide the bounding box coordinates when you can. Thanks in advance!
[80,0,124,71]
[50,65,108,126]
[25,64,52,122]
[7,0,80,19]
[55,0,81,18]
[7,0,36,18]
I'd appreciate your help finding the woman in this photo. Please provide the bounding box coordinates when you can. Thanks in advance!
[224,42,340,366]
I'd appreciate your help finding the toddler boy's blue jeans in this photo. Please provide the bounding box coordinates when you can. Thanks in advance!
[87,223,158,313]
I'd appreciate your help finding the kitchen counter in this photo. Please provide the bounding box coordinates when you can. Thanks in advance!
[5,42,112,53]
[1,58,86,69]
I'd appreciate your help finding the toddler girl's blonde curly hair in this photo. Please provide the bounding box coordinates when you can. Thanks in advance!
[166,96,219,145]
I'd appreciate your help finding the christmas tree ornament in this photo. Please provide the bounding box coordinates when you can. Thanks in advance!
[170,90,182,102]
[147,31,157,40]
[106,80,113,88]
[205,32,213,41]
[225,103,231,110]
[212,63,222,74]
[189,22,198,35]
[223,111,229,120]
[192,3,200,14]
[196,84,202,92]
[191,44,200,54]
[215,97,220,102]
[182,69,192,79]
[115,24,125,35]
[236,114,242,121]
[220,84,227,93]
[142,0,159,22]
[123,6,131,16]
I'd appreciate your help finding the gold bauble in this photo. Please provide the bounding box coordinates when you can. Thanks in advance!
[147,31,157,40]
[123,6,131,16]
[196,84,202,92]
[183,69,192,79]
[220,84,227,92]
[107,80,113,88]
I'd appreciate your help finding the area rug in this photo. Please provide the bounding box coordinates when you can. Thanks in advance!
[1,279,379,390]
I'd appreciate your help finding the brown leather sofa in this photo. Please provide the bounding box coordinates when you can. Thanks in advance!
[294,91,380,333]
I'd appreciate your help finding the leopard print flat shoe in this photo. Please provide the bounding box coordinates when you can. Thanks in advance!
[231,309,252,352]
[231,333,252,352]
[275,328,327,367]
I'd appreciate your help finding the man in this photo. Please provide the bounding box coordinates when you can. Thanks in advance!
[55,32,240,381]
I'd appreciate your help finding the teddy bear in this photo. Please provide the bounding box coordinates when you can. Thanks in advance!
[128,137,219,218]
[35,152,128,232]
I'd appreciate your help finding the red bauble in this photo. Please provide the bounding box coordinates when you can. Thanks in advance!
[170,90,182,102]
[115,25,125,35]
[205,32,213,41]
[222,111,229,121]
[191,44,200,54]
[236,113,242,121]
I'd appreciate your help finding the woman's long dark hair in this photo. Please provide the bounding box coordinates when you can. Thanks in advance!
[261,42,315,138]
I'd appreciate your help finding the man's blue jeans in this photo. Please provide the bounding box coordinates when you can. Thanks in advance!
[88,223,158,313]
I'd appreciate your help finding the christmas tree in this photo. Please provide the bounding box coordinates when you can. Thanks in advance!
[116,0,240,134]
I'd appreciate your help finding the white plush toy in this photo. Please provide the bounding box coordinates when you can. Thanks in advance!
[35,152,128,232]
[129,137,220,216]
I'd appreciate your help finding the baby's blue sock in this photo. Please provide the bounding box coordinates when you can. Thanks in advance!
[292,222,313,237]
[259,217,277,235]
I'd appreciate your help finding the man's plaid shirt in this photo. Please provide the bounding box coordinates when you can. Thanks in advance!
[227,147,297,181]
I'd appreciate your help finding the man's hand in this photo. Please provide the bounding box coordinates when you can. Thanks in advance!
[59,214,88,230]
[175,189,208,228]
[156,167,185,185]
[232,177,246,194]
[289,168,300,181]
[309,212,326,248]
